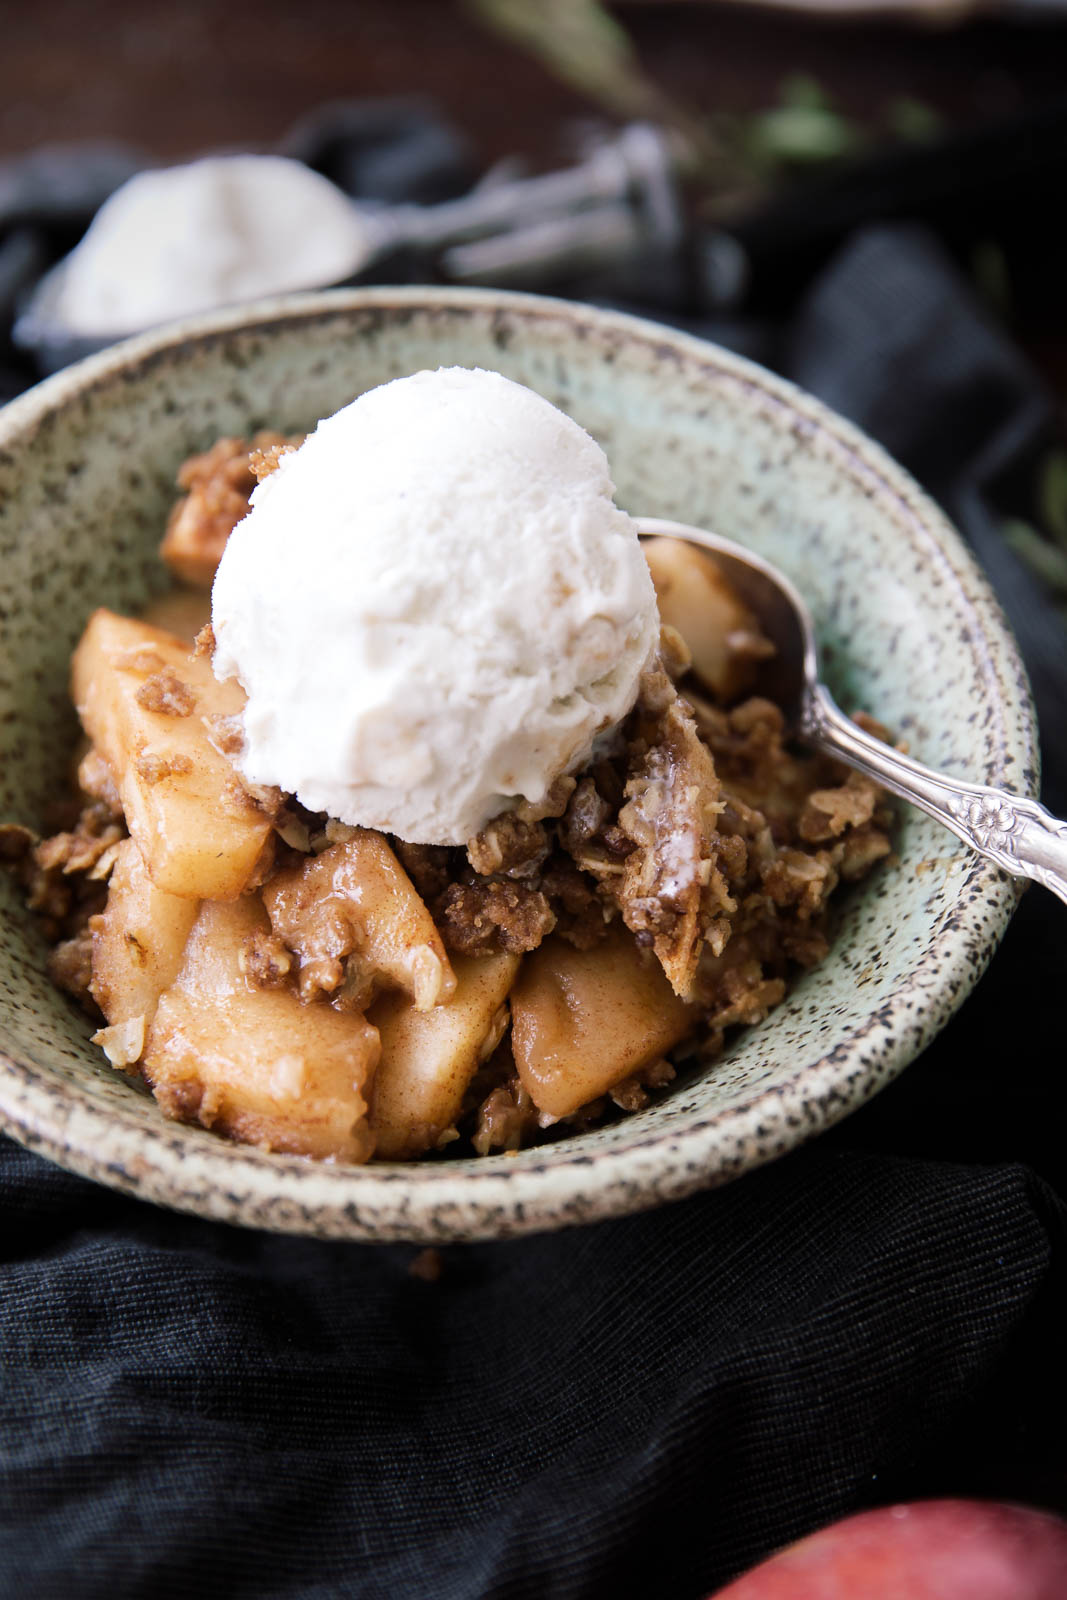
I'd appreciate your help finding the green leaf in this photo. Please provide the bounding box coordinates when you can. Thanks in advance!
[1038,449,1067,550]
[749,106,863,167]
[464,0,654,118]
[781,74,831,113]
[463,0,728,180]
[1002,518,1067,595]
[887,97,943,143]
[971,240,1012,318]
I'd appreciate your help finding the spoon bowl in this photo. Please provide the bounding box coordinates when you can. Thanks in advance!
[637,516,1067,906]
[637,515,815,728]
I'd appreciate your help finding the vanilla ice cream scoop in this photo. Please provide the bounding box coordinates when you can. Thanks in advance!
[211,367,659,844]
[49,156,369,336]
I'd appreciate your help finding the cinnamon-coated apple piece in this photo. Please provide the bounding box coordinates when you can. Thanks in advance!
[510,925,698,1120]
[708,1499,1067,1599]
[368,950,520,1160]
[89,837,200,1066]
[643,534,772,702]
[71,610,273,902]
[263,831,456,1011]
[142,896,379,1161]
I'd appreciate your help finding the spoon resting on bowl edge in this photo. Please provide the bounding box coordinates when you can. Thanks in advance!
[635,518,1067,907]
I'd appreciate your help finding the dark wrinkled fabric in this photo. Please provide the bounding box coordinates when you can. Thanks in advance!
[2,1145,1063,1600]
[2,103,1066,1600]
[783,223,1067,812]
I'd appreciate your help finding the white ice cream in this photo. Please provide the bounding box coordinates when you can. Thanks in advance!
[51,155,368,336]
[211,367,659,845]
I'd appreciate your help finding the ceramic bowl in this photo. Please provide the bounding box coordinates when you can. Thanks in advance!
[0,287,1036,1241]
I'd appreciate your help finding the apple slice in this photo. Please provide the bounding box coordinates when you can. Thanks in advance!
[643,535,771,702]
[142,896,379,1162]
[71,609,272,901]
[369,951,519,1160]
[511,925,697,1119]
[90,837,200,1055]
[263,832,456,1010]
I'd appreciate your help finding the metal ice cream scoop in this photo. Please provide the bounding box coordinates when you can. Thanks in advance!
[635,516,1067,907]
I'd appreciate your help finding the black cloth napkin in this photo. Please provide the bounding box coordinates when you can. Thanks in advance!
[2,106,1066,1600]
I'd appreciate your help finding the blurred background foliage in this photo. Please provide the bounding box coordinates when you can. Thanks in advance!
[466,0,1067,611]
[466,0,946,194]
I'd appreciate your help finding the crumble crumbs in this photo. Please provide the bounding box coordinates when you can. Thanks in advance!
[160,432,302,586]
[135,667,197,717]
[239,928,294,990]
[134,751,194,785]
[436,878,557,956]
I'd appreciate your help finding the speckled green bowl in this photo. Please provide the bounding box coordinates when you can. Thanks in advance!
[0,287,1036,1241]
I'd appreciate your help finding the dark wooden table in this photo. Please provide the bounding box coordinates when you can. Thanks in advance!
[2,1,1064,167]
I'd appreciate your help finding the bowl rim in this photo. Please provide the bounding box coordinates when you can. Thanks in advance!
[0,284,1037,1241]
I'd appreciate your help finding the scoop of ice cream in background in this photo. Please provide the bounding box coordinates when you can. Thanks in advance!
[48,155,370,336]
[210,366,659,845]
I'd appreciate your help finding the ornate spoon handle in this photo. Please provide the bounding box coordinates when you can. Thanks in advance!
[801,684,1067,906]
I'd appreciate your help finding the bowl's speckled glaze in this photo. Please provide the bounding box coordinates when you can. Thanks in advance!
[0,287,1036,1241]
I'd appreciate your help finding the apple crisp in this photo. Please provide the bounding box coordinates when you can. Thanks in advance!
[7,436,894,1163]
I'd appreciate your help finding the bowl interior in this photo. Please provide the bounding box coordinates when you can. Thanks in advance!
[0,288,1034,1240]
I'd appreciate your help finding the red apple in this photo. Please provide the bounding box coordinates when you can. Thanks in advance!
[710,1499,1067,1599]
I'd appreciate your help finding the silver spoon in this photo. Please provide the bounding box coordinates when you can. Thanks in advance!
[635,516,1067,907]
